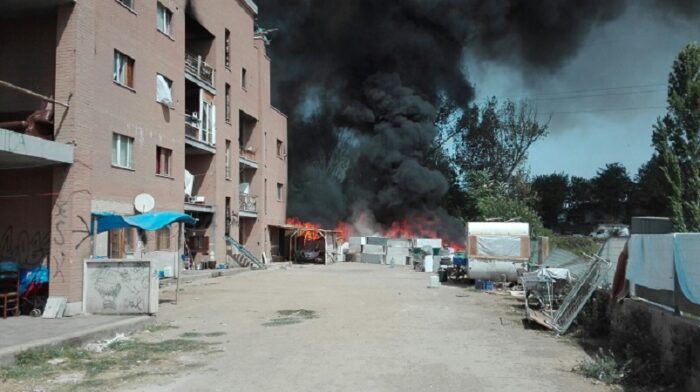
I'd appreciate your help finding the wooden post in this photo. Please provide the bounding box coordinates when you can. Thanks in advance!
[0,80,70,108]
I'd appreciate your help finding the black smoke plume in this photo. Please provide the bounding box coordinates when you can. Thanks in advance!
[255,0,658,240]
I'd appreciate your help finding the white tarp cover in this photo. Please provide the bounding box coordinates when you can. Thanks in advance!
[184,170,194,197]
[475,235,521,258]
[537,267,573,281]
[468,222,529,236]
[156,74,173,106]
[672,233,700,305]
[626,234,674,291]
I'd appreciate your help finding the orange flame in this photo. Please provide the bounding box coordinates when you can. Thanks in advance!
[286,217,322,245]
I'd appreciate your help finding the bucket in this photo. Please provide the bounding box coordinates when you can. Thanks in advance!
[429,275,440,288]
[438,269,448,282]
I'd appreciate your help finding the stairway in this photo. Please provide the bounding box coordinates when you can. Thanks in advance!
[224,236,266,270]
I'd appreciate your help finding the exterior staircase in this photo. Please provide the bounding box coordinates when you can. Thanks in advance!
[224,236,266,270]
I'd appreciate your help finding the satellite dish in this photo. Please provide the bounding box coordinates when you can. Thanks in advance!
[134,193,155,213]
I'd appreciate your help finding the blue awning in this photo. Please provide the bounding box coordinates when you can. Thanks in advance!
[92,211,196,233]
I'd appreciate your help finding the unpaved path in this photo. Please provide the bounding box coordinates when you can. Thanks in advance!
[127,263,608,392]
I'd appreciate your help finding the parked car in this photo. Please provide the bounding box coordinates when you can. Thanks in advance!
[590,224,630,239]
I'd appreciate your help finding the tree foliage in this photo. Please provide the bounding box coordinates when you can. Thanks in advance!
[652,43,700,231]
[591,163,632,222]
[532,173,569,228]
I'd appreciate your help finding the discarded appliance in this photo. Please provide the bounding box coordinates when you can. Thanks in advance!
[523,254,611,334]
[466,222,530,282]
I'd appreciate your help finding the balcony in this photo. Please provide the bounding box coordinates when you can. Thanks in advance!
[239,146,258,169]
[239,193,257,218]
[185,53,215,91]
[185,114,215,154]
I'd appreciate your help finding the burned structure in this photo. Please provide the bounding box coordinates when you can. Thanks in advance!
[0,0,287,314]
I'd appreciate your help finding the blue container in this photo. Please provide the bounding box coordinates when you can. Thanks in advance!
[484,280,494,291]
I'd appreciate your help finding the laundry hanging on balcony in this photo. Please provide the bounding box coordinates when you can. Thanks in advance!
[156,74,173,106]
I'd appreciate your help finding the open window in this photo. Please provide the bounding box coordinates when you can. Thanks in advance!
[156,73,173,106]
[156,2,173,36]
[113,50,135,88]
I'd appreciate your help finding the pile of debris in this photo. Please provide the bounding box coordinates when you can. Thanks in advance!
[345,236,447,270]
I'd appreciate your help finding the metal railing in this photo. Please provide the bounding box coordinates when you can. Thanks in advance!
[239,193,257,213]
[185,53,215,87]
[239,147,256,162]
[185,115,214,146]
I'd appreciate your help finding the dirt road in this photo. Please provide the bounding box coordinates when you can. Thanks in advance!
[129,263,607,392]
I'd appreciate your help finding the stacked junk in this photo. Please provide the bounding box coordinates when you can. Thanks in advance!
[340,221,622,335]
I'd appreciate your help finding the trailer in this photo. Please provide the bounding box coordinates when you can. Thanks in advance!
[466,222,530,282]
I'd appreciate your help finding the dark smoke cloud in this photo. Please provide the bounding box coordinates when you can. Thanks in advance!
[256,0,686,240]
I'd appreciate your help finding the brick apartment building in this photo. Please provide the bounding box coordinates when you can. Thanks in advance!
[0,0,287,314]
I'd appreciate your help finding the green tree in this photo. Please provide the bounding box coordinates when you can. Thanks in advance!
[440,98,549,187]
[532,173,569,229]
[630,155,670,217]
[591,163,632,223]
[652,43,700,231]
[567,176,594,225]
[468,170,547,236]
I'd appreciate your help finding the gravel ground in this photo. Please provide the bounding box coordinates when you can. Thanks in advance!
[125,262,610,392]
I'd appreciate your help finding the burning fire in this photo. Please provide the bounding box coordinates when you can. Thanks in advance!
[286,217,322,244]
[287,215,465,251]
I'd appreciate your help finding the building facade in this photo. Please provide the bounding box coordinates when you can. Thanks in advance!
[0,0,287,314]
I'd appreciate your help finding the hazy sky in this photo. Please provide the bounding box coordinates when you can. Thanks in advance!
[464,1,700,179]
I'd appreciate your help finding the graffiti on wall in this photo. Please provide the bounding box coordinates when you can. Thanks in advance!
[0,226,50,267]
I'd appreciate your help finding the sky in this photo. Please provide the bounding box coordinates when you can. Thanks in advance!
[464,1,700,179]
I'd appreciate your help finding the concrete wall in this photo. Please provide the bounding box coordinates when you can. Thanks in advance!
[612,299,700,391]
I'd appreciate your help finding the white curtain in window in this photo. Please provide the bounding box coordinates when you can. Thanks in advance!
[157,5,165,32]
[156,74,173,106]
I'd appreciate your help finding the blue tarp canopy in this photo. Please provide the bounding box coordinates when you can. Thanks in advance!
[92,211,196,233]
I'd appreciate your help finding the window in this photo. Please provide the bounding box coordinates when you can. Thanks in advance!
[225,29,231,68]
[225,83,231,123]
[112,133,134,169]
[113,50,135,88]
[225,140,231,179]
[117,0,134,9]
[156,146,172,176]
[276,139,284,157]
[109,228,136,259]
[241,68,247,89]
[156,74,173,106]
[156,3,172,36]
[276,183,283,201]
[156,227,170,250]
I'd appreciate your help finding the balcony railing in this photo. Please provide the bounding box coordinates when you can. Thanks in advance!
[240,193,257,214]
[185,115,214,146]
[239,147,256,162]
[185,53,215,88]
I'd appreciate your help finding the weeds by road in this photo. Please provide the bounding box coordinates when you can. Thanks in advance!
[0,324,225,392]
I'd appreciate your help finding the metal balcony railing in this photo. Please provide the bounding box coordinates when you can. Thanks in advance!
[240,193,257,213]
[185,53,215,87]
[185,115,214,146]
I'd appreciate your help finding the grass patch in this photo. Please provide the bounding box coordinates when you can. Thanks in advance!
[262,317,302,327]
[181,331,226,338]
[277,309,318,319]
[0,337,217,391]
[574,349,627,385]
[551,235,601,255]
[145,323,179,333]
[263,309,318,327]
